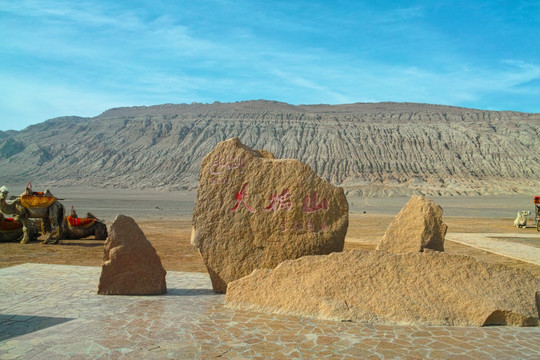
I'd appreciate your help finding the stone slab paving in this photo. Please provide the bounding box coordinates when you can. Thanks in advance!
[0,263,539,360]
[447,233,540,265]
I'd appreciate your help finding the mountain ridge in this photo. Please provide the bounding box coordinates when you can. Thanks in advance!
[1,100,538,197]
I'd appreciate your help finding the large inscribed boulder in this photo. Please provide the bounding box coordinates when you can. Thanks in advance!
[192,137,349,293]
[377,195,447,253]
[226,250,540,327]
[98,215,167,295]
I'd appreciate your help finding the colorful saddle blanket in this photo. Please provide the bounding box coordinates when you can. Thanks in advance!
[20,194,57,209]
[0,218,23,232]
[67,216,97,228]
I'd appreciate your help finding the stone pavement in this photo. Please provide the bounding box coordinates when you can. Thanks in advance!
[1,264,539,360]
[447,233,540,265]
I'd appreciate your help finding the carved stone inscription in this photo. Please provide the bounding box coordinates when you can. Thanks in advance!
[192,137,349,293]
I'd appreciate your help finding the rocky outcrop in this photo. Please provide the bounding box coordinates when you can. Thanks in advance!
[226,250,540,327]
[192,138,348,293]
[0,138,24,159]
[376,195,447,253]
[0,101,538,196]
[98,215,166,295]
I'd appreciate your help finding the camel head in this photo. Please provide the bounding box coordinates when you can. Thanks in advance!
[520,210,531,217]
[0,186,8,199]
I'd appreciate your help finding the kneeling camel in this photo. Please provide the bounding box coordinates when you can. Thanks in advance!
[61,207,108,240]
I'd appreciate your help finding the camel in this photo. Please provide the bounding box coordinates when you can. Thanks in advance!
[0,213,40,242]
[0,186,65,244]
[513,210,530,228]
[61,207,108,240]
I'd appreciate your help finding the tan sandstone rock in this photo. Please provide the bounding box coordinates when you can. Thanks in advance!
[226,250,540,327]
[98,215,166,295]
[192,137,349,293]
[376,195,447,253]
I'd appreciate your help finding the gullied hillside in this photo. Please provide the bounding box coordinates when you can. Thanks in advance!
[1,101,539,196]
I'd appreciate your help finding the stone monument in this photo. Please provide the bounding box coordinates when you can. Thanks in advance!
[192,138,349,293]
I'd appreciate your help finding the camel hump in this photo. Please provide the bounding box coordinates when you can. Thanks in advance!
[22,182,55,198]
[67,216,97,227]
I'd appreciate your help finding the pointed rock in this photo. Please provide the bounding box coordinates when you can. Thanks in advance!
[98,215,166,295]
[377,195,447,253]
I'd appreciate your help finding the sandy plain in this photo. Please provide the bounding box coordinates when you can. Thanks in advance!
[0,185,539,279]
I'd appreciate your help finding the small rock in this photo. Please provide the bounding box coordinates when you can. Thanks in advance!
[98,215,166,295]
[377,195,447,253]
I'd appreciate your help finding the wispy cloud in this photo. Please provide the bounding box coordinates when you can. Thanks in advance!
[378,6,426,23]
[0,0,539,130]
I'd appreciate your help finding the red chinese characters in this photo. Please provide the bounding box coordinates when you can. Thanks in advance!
[264,189,292,212]
[229,183,257,213]
[230,186,330,219]
[303,192,329,213]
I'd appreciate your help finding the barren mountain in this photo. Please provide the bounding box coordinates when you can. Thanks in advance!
[1,100,538,196]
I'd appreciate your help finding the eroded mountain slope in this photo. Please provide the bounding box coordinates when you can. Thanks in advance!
[1,101,538,196]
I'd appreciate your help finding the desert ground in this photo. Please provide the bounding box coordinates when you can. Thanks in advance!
[1,185,539,279]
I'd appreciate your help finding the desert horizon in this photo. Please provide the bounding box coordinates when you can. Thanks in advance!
[2,182,538,222]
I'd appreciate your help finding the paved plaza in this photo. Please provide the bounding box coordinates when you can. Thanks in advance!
[447,233,540,266]
[1,263,539,359]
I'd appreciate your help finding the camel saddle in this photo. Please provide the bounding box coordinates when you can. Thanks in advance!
[20,194,57,209]
[19,181,57,209]
[66,215,97,228]
[0,217,23,232]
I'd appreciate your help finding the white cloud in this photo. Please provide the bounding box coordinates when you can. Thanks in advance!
[1,0,539,131]
[385,6,426,22]
[498,60,540,87]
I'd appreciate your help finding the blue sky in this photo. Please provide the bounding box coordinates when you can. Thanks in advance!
[1,0,539,131]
